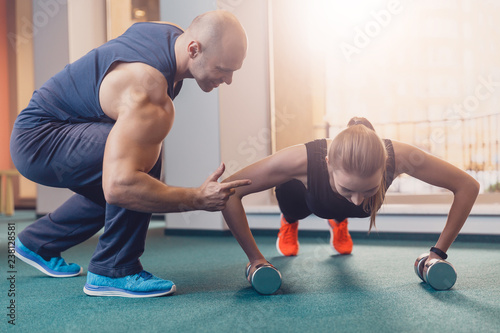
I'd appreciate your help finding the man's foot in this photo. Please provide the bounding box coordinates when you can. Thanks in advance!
[14,237,82,277]
[83,271,176,298]
[328,219,353,255]
[276,215,299,256]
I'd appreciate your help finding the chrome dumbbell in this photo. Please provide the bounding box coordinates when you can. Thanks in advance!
[245,262,282,295]
[414,253,457,290]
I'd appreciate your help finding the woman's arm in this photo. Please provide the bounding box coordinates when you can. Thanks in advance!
[221,144,308,268]
[392,141,480,258]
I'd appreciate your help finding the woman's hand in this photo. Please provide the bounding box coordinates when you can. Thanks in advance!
[246,258,272,282]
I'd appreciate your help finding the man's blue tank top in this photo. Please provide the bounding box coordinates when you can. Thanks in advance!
[15,22,184,129]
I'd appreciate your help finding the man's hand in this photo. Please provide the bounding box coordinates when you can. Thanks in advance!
[196,163,251,211]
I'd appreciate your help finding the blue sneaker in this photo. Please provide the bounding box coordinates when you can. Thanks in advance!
[83,271,176,298]
[14,238,82,277]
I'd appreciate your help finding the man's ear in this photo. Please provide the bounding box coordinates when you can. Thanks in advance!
[325,155,329,164]
[188,41,201,58]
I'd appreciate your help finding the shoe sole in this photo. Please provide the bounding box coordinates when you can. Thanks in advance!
[15,245,82,278]
[329,228,341,255]
[275,236,299,256]
[83,284,176,298]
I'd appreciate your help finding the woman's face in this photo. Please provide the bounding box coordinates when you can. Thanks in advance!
[331,168,383,206]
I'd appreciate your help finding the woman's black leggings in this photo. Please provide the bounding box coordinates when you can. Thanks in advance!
[275,179,313,223]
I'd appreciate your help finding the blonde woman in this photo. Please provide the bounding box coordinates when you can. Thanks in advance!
[221,117,479,289]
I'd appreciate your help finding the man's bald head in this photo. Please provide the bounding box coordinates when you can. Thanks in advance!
[185,10,247,58]
[175,10,247,91]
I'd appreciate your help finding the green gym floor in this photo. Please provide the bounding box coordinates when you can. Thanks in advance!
[1,211,499,332]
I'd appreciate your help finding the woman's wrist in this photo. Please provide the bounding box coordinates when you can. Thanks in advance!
[430,246,448,260]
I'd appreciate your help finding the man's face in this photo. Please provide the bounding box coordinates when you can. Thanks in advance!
[191,55,236,92]
[190,37,246,92]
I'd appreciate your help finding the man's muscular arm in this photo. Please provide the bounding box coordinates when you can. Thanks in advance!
[100,62,250,213]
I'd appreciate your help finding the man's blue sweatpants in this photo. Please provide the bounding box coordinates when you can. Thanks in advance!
[10,121,162,278]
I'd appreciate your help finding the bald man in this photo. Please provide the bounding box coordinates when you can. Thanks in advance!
[10,10,249,297]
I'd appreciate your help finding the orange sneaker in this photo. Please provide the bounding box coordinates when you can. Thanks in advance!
[276,215,299,256]
[328,219,353,255]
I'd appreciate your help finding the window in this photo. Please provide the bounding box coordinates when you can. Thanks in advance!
[270,0,500,203]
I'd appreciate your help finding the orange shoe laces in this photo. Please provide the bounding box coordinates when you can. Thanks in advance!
[335,221,349,242]
[280,222,298,243]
